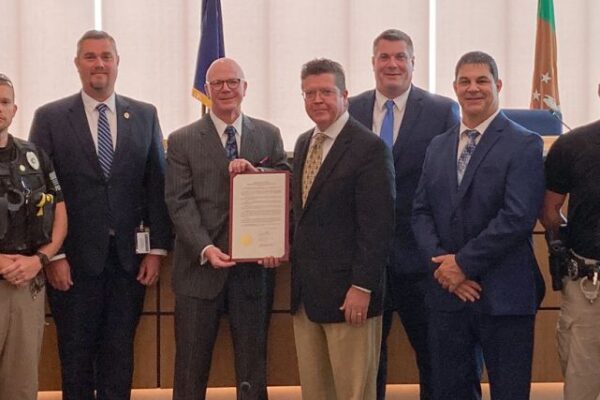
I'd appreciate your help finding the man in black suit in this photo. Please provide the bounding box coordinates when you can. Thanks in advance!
[291,58,395,400]
[165,57,289,400]
[29,30,171,400]
[348,29,459,400]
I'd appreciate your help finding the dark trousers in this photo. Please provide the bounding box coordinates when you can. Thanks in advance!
[377,272,431,400]
[429,309,535,400]
[173,265,273,400]
[48,239,145,400]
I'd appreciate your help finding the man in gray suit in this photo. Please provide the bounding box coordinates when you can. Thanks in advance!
[165,57,289,400]
[29,30,171,400]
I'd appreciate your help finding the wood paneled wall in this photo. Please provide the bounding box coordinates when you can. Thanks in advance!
[38,230,563,389]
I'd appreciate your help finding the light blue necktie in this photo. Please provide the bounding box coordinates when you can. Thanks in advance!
[96,103,114,178]
[380,99,395,148]
[457,129,480,184]
[225,125,238,160]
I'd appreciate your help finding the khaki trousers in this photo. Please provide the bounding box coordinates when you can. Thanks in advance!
[0,280,45,400]
[293,306,382,400]
[557,278,600,400]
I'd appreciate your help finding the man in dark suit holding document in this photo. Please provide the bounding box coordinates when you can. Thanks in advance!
[165,57,289,400]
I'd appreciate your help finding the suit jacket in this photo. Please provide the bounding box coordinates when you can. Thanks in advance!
[165,114,289,300]
[291,116,395,323]
[412,112,545,315]
[29,93,172,276]
[348,87,459,275]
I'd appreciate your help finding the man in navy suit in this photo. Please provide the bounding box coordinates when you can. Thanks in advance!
[412,51,545,400]
[348,29,458,400]
[29,30,171,400]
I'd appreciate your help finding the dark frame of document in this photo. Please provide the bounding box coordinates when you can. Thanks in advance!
[228,171,290,262]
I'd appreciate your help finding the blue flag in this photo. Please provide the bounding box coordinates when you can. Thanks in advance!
[193,0,225,107]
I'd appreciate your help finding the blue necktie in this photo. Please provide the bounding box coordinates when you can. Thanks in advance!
[96,103,114,178]
[225,125,238,160]
[380,99,395,148]
[457,129,480,184]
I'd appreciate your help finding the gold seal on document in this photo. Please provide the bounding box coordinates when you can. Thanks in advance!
[240,234,253,247]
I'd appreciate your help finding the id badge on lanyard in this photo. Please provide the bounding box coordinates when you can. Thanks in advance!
[135,221,150,254]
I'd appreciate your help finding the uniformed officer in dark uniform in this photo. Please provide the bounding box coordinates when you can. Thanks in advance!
[0,73,67,400]
[541,86,600,400]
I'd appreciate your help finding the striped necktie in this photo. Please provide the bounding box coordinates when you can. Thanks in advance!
[225,125,238,160]
[302,133,327,206]
[380,99,395,148]
[457,129,479,184]
[96,103,114,178]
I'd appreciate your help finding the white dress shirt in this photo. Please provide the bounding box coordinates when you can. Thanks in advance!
[456,109,500,159]
[210,112,243,151]
[81,90,118,152]
[372,86,411,144]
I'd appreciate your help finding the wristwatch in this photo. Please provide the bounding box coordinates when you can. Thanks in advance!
[36,251,50,266]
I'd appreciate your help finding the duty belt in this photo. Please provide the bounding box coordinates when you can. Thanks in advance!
[568,250,600,303]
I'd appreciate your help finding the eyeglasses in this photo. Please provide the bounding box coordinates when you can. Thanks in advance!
[207,78,243,90]
[302,88,339,101]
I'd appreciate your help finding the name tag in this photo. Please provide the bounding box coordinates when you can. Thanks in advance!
[135,223,150,254]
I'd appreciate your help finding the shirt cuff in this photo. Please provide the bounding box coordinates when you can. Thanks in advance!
[149,249,167,256]
[352,285,371,294]
[50,253,66,262]
[200,245,215,265]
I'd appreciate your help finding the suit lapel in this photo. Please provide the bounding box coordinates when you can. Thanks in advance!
[303,120,353,208]
[442,128,461,210]
[67,95,104,177]
[294,131,312,220]
[393,87,423,162]
[111,95,133,178]
[455,113,506,203]
[239,116,260,162]
[199,114,230,171]
[358,91,375,130]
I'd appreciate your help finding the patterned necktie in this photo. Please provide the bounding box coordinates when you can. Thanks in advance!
[96,103,114,178]
[225,125,238,160]
[457,129,480,184]
[380,99,395,148]
[302,133,327,206]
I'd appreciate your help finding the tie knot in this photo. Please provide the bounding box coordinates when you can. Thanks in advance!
[312,132,327,146]
[225,125,237,138]
[96,103,108,113]
[464,129,479,140]
[385,99,395,112]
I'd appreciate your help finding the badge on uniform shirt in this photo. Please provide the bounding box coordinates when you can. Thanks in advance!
[26,151,40,170]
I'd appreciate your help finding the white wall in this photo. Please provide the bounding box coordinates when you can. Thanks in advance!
[2,0,598,151]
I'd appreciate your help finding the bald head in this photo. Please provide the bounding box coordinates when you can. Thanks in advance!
[206,57,245,82]
[204,57,248,124]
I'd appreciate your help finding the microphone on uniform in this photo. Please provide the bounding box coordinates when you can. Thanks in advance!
[543,96,572,132]
[240,381,251,400]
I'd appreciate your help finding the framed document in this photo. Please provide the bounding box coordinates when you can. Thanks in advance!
[229,171,290,261]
